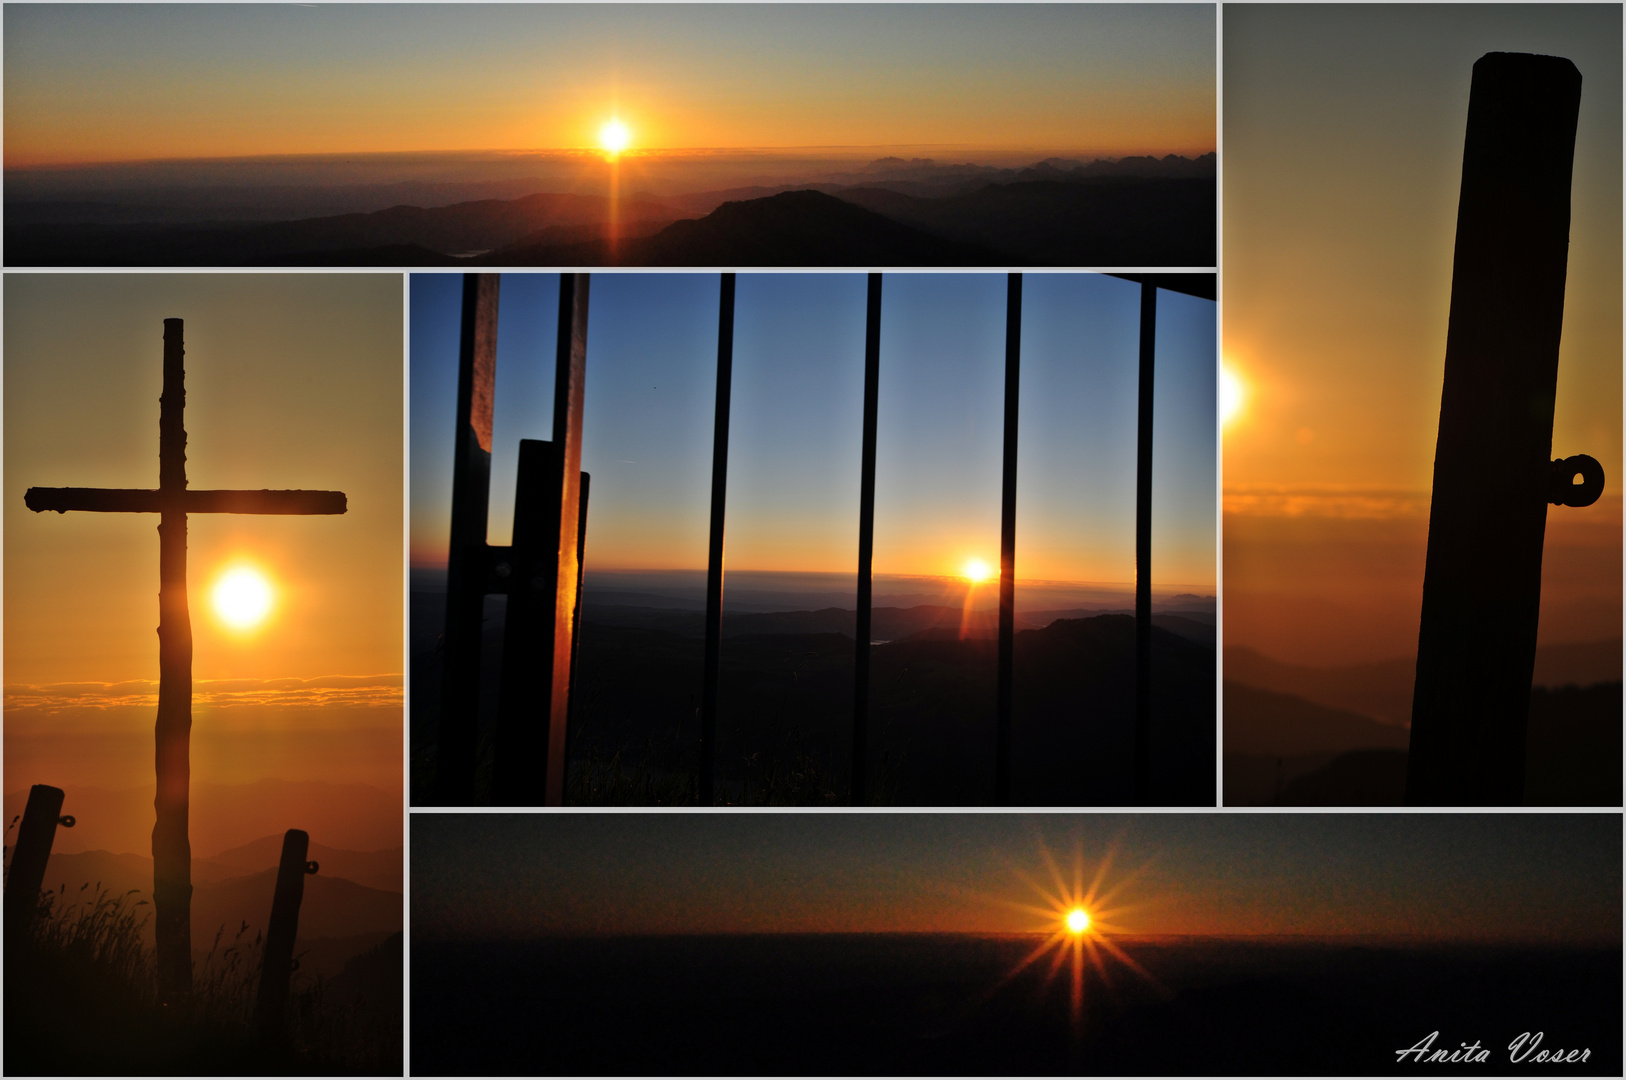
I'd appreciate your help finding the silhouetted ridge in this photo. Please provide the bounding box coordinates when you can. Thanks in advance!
[489,189,1003,266]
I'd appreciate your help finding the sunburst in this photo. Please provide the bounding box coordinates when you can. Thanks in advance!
[992,835,1161,1034]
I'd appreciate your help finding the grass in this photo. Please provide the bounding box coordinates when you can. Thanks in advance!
[3,871,400,1075]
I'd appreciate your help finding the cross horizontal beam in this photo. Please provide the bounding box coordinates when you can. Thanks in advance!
[24,488,346,515]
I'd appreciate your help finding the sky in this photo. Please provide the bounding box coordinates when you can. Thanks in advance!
[4,4,1215,168]
[1223,4,1622,665]
[408,272,1216,596]
[413,812,1621,943]
[4,274,403,794]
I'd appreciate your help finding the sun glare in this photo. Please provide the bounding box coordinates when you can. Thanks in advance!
[1221,365,1245,427]
[599,119,631,155]
[963,559,993,583]
[991,838,1161,1036]
[212,567,274,630]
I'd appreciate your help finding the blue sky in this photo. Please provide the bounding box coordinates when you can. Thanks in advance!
[409,272,1215,591]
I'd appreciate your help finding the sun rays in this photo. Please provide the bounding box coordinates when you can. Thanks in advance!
[992,835,1161,1034]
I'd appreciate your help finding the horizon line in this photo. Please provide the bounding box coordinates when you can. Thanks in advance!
[6,145,1221,174]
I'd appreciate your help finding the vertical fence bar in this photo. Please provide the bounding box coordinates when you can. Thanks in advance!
[564,472,591,769]
[254,829,317,1047]
[994,273,1022,805]
[3,785,68,944]
[545,273,590,807]
[1406,53,1583,805]
[699,273,736,805]
[436,273,501,805]
[851,273,882,806]
[1134,283,1157,803]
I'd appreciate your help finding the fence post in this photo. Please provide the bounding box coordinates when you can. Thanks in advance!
[1406,53,1587,805]
[3,785,72,943]
[994,273,1022,805]
[852,274,882,805]
[1134,283,1157,803]
[255,829,318,1047]
[699,273,736,806]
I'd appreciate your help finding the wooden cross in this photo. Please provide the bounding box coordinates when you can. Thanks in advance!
[23,318,346,999]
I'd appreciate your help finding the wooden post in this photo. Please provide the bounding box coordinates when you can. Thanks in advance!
[493,442,591,805]
[1406,53,1586,805]
[1134,284,1157,804]
[254,829,318,1046]
[3,785,70,943]
[546,274,590,807]
[435,274,501,805]
[699,274,736,806]
[153,317,194,1000]
[851,274,882,806]
[994,273,1021,805]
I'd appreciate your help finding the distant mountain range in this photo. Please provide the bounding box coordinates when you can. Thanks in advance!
[36,844,401,980]
[7,155,1216,267]
[1,778,401,857]
[1223,640,1623,806]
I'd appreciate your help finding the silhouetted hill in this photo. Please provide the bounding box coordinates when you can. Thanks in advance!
[486,189,1004,266]
[208,835,403,893]
[1224,681,1411,756]
[836,177,1215,265]
[1223,639,1622,728]
[2,779,401,857]
[37,849,402,978]
[1525,681,1622,805]
[1278,749,1408,806]
[1226,681,1622,806]
[6,190,684,266]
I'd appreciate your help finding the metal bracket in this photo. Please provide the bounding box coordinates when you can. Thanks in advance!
[1549,454,1605,507]
[304,860,319,875]
[58,815,75,828]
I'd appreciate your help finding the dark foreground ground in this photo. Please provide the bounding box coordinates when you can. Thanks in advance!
[412,934,1620,1076]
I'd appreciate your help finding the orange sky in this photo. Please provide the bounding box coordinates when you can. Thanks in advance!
[1223,6,1622,665]
[4,275,403,794]
[4,5,1213,167]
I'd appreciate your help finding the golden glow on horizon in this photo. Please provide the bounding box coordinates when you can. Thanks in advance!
[963,559,994,584]
[1221,364,1245,428]
[211,566,275,630]
[599,119,631,156]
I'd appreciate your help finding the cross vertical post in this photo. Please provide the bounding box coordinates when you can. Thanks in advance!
[851,273,882,806]
[1406,53,1588,805]
[1134,283,1157,804]
[994,273,1022,806]
[154,317,193,999]
[699,273,736,806]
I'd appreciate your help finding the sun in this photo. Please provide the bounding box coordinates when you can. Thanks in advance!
[963,559,993,584]
[990,837,1161,1035]
[599,119,631,156]
[212,566,274,630]
[1221,364,1246,427]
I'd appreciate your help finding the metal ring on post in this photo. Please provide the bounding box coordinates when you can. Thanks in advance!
[1549,454,1605,507]
[304,860,319,875]
[58,815,75,828]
